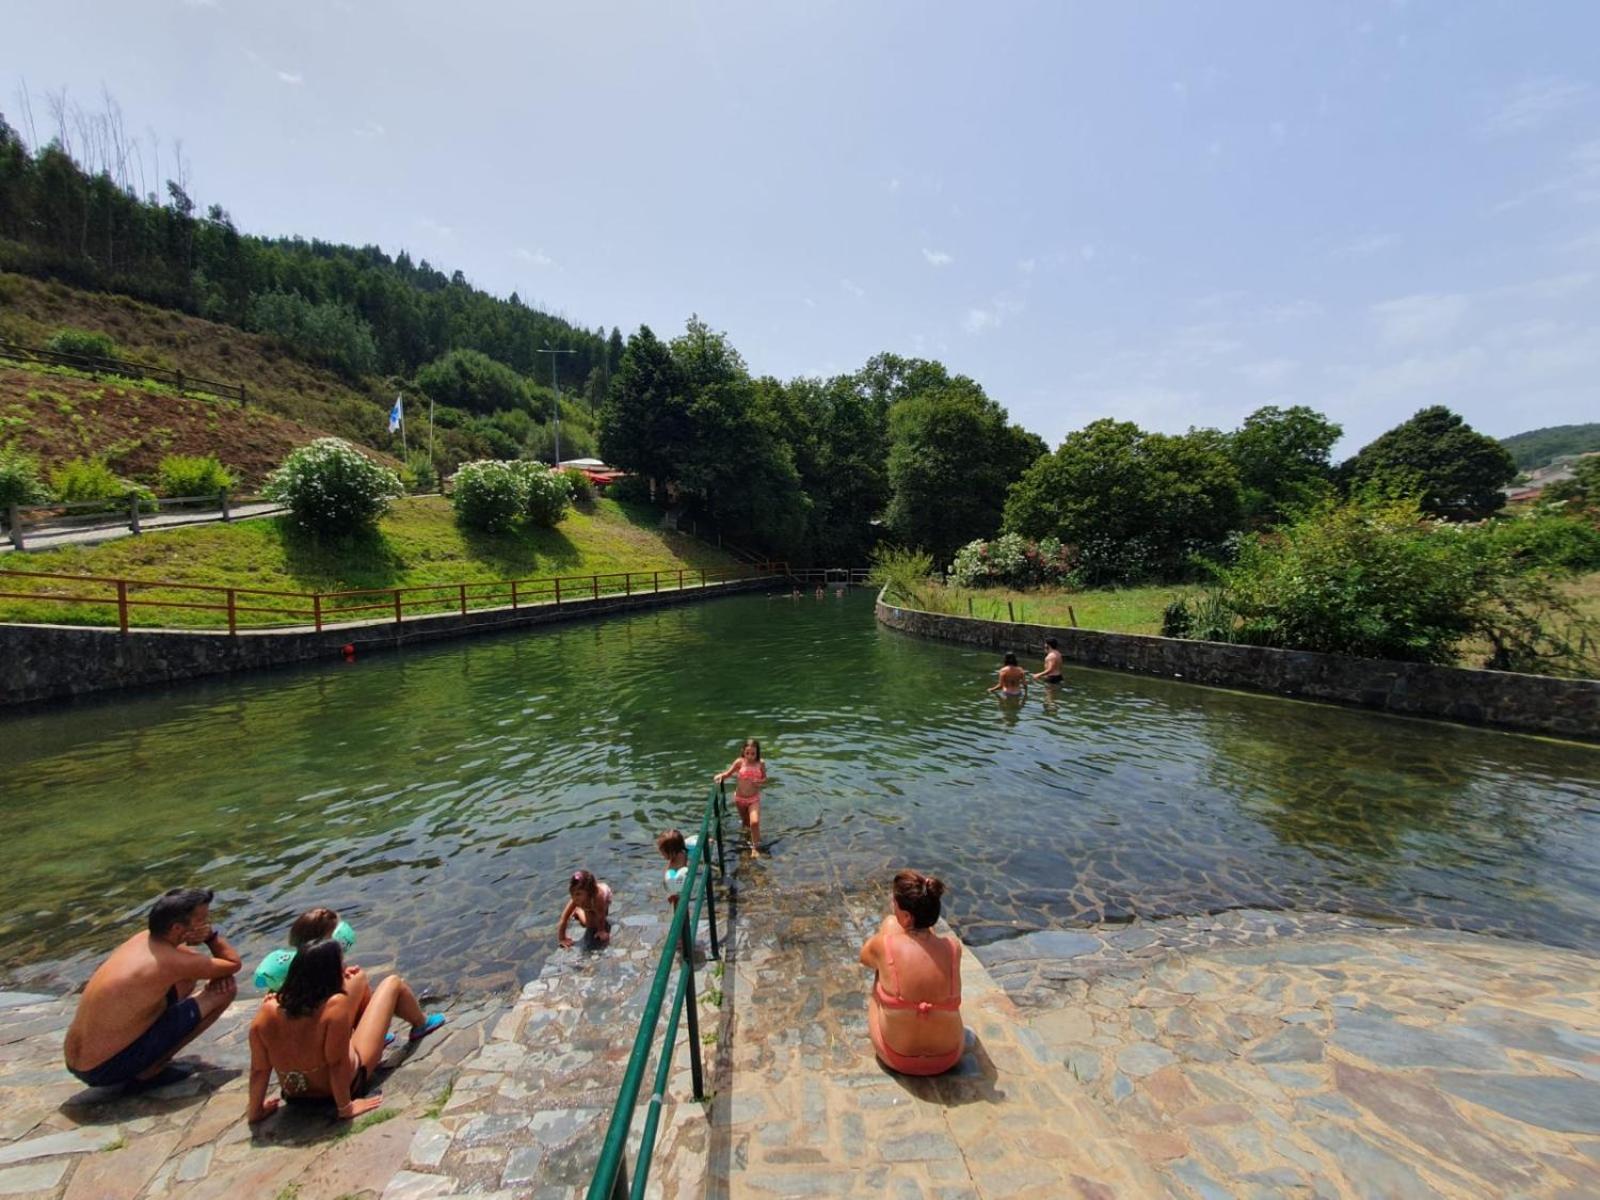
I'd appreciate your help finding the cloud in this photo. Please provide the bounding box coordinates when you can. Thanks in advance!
[276,71,303,85]
[1079,243,1097,263]
[886,177,901,193]
[1236,358,1299,385]
[840,278,866,299]
[1494,137,1600,212]
[1330,233,1398,259]
[1484,77,1591,136]
[1017,258,1036,274]
[1370,292,1470,346]
[921,248,953,267]
[416,216,456,240]
[800,297,816,309]
[352,121,385,138]
[962,295,1025,335]
[515,247,554,267]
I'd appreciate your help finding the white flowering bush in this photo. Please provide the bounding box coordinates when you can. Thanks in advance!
[515,461,572,528]
[949,533,1077,588]
[450,460,527,532]
[263,438,404,535]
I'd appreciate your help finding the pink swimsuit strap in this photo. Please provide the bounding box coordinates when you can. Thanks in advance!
[875,932,960,1015]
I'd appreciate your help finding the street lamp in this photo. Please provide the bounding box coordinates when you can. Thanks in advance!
[535,344,577,466]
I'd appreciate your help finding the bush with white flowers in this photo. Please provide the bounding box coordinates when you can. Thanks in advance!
[451,460,527,533]
[263,438,404,535]
[514,461,572,528]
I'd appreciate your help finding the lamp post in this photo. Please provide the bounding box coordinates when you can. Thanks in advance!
[536,345,578,466]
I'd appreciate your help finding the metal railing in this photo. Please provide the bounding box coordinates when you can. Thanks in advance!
[588,783,728,1200]
[5,491,268,551]
[0,339,248,403]
[0,562,787,633]
[783,566,872,586]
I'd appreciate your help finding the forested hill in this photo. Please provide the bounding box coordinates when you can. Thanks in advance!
[1501,424,1600,471]
[0,114,622,402]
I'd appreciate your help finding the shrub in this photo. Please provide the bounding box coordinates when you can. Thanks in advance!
[157,454,235,498]
[45,328,119,360]
[948,533,1076,589]
[450,460,526,532]
[263,438,403,535]
[514,461,572,527]
[557,468,595,504]
[0,447,48,509]
[406,453,439,494]
[869,544,936,606]
[608,473,652,504]
[1476,513,1600,572]
[51,458,156,512]
[414,350,530,416]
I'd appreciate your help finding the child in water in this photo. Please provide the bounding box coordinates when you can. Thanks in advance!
[657,829,697,908]
[987,652,1028,699]
[715,738,768,858]
[557,870,612,948]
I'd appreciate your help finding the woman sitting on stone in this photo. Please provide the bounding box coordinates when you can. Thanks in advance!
[859,870,966,1076]
[246,938,444,1123]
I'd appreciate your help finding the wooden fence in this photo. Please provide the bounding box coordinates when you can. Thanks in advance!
[0,562,789,634]
[4,491,268,551]
[0,339,248,403]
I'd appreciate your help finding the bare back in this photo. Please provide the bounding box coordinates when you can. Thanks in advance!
[250,995,355,1098]
[866,926,964,1057]
[65,934,191,1070]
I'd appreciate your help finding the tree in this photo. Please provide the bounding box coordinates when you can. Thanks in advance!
[1003,419,1242,583]
[414,349,530,416]
[883,378,1039,561]
[1341,406,1515,521]
[598,325,689,493]
[1228,405,1342,525]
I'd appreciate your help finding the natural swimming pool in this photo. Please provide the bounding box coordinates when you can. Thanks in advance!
[2,588,1597,997]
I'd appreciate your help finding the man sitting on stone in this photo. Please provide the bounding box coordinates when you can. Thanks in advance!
[63,887,242,1090]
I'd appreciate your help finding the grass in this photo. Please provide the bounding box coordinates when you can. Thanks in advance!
[892,581,1187,635]
[421,1081,454,1119]
[343,1107,402,1137]
[0,495,743,629]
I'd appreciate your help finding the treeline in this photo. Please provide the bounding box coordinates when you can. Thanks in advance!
[1500,424,1600,472]
[601,320,1043,563]
[0,112,620,394]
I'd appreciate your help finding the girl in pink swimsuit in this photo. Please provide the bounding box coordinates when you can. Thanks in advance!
[858,870,965,1076]
[714,738,768,859]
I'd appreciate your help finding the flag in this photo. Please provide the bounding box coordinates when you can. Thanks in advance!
[388,394,404,433]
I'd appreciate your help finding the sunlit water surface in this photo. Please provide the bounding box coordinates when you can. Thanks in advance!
[3,589,1597,997]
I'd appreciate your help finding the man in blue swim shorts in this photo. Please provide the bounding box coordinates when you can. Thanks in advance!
[64,887,242,1090]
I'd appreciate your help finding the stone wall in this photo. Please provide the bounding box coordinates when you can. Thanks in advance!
[875,594,1600,743]
[0,579,772,707]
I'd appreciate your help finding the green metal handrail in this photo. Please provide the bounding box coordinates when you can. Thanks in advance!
[586,782,728,1200]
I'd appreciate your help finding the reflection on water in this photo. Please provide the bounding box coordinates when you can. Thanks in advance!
[2,589,1597,997]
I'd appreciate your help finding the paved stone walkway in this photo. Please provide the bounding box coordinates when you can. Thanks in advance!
[2,881,1598,1198]
[1,503,285,554]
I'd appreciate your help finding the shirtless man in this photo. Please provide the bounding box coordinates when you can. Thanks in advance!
[1033,636,1065,685]
[64,887,242,1090]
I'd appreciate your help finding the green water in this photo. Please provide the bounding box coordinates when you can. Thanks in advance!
[2,589,1597,997]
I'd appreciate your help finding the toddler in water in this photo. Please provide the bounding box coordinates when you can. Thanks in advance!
[715,738,769,858]
[657,829,699,908]
[556,870,612,948]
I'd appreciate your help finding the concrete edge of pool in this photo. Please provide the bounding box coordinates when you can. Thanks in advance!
[874,590,1600,744]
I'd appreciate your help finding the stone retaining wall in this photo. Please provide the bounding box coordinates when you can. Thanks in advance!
[875,593,1600,742]
[0,579,772,707]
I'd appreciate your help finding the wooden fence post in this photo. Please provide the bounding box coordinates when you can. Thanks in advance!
[116,580,129,633]
[227,588,237,635]
[592,575,599,600]
[554,577,561,605]
[6,506,20,551]
[1008,600,1015,622]
[313,594,323,632]
[129,496,142,535]
[624,573,631,597]
[220,489,231,522]
[510,579,519,610]
[678,568,684,591]
[654,571,659,593]
[458,583,467,615]
[394,589,403,624]
[1069,606,1078,628]
[700,568,707,589]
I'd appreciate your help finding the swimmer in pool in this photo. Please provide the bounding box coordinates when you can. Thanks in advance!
[987,652,1028,699]
[1033,637,1064,685]
[715,738,768,858]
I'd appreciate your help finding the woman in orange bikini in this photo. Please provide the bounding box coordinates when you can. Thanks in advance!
[858,870,965,1076]
[714,738,768,858]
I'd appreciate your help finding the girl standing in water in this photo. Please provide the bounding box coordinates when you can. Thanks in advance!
[715,738,768,858]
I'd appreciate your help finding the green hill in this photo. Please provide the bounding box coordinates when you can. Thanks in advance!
[1500,424,1600,471]
[0,496,742,629]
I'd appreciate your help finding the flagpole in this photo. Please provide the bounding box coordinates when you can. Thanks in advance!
[428,396,435,465]
[400,393,408,458]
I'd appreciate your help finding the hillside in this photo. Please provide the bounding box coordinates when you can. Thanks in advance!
[0,495,741,629]
[1501,423,1600,471]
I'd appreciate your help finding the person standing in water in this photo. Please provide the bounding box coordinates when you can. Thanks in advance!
[988,652,1028,698]
[1033,637,1064,685]
[715,738,768,858]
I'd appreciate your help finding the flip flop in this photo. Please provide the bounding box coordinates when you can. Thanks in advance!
[408,1013,447,1043]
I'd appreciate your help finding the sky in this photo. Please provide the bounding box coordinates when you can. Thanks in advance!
[7,1,1599,454]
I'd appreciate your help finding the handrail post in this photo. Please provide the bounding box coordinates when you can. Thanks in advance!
[678,568,684,591]
[700,568,706,589]
[653,570,659,593]
[511,579,520,610]
[592,574,599,601]
[554,577,561,605]
[116,580,129,634]
[679,918,705,1101]
[715,783,727,881]
[227,588,237,635]
[129,495,141,535]
[394,589,403,624]
[705,856,721,961]
[610,1158,629,1200]
[459,583,467,615]
[624,573,631,597]
[313,594,323,632]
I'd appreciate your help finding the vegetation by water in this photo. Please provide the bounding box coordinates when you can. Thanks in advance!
[0,495,738,628]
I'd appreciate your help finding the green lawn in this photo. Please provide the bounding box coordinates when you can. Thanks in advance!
[897,583,1187,635]
[0,496,744,629]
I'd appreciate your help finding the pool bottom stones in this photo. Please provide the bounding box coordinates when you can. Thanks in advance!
[0,892,1596,1198]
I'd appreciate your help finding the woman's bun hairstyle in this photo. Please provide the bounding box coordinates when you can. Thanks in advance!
[892,869,946,928]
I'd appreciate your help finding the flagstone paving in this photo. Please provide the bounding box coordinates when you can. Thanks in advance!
[1,875,1598,1199]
